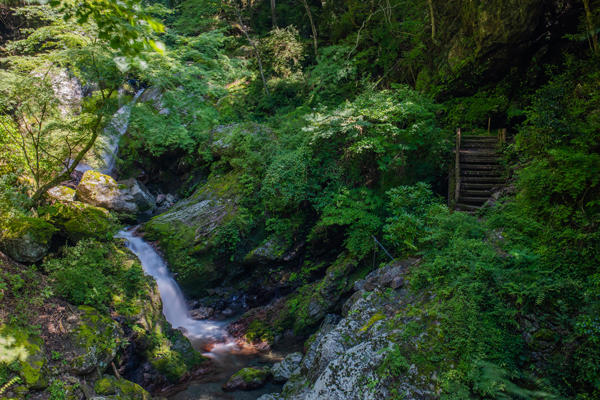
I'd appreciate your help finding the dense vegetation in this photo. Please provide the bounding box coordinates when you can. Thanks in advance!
[1,0,599,399]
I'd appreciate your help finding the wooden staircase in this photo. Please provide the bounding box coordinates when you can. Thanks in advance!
[451,129,506,212]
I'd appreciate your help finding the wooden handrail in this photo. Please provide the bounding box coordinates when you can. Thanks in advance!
[455,128,461,205]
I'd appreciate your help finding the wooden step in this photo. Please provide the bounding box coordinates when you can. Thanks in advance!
[461,189,492,197]
[460,163,502,171]
[455,203,481,212]
[460,149,499,156]
[462,183,499,190]
[458,196,489,204]
[461,170,503,177]
[462,135,498,141]
[461,141,498,148]
[461,155,501,163]
[461,176,505,183]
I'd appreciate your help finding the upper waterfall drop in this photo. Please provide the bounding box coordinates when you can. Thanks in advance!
[101,88,145,176]
[116,228,229,345]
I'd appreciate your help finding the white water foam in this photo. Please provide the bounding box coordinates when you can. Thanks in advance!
[116,228,229,344]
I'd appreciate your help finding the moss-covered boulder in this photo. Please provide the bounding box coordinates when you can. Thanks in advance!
[143,172,241,296]
[64,306,124,375]
[223,367,270,392]
[0,325,48,391]
[42,202,118,241]
[94,375,151,399]
[76,171,154,215]
[0,214,56,263]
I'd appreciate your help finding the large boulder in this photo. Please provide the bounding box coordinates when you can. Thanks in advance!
[63,306,124,375]
[76,171,154,214]
[43,201,118,241]
[143,172,241,296]
[0,214,56,263]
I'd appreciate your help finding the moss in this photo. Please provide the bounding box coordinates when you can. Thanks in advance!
[359,312,386,333]
[72,306,123,374]
[231,367,268,384]
[0,325,48,390]
[42,202,118,241]
[245,320,275,343]
[94,377,116,395]
[93,375,150,399]
[141,323,205,383]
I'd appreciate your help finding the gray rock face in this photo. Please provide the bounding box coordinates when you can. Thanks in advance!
[261,259,435,400]
[272,352,303,383]
[354,259,417,292]
[76,171,154,214]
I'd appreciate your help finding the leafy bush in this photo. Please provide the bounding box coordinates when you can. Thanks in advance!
[43,240,145,311]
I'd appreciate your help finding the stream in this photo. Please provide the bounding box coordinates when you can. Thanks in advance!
[116,228,285,400]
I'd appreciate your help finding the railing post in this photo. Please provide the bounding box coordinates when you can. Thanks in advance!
[455,128,461,205]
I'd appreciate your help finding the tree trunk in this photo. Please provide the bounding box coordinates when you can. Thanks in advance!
[31,115,104,203]
[583,0,599,54]
[300,0,318,58]
[233,4,270,96]
[270,0,277,28]
[427,0,439,45]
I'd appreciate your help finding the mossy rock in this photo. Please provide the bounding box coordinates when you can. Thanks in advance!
[94,375,150,399]
[143,172,241,296]
[0,325,48,390]
[0,214,56,263]
[42,202,118,241]
[144,325,205,383]
[66,306,124,375]
[46,185,76,203]
[222,367,270,391]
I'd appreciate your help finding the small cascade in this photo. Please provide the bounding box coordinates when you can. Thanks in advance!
[100,89,145,176]
[116,228,229,345]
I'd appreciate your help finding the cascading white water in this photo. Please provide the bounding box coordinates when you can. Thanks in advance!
[100,89,145,175]
[116,228,229,344]
[74,89,145,176]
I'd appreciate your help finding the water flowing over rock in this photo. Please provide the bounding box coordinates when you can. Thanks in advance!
[99,89,145,175]
[76,170,155,214]
[116,229,229,345]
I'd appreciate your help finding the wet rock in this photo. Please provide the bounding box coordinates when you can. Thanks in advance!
[190,306,214,320]
[76,170,155,214]
[257,395,283,400]
[223,367,270,391]
[271,352,302,383]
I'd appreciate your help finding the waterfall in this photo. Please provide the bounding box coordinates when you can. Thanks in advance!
[116,228,229,343]
[100,89,145,176]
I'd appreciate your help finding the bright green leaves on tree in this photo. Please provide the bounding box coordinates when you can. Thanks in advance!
[49,0,165,58]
